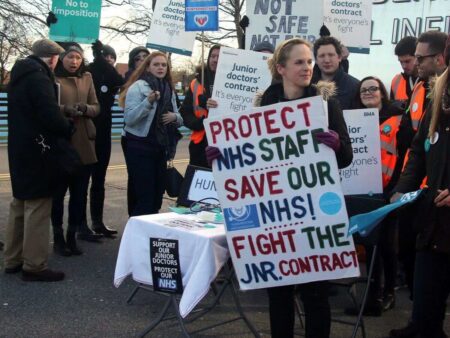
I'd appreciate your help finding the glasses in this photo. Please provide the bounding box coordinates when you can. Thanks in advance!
[415,53,438,64]
[360,86,379,94]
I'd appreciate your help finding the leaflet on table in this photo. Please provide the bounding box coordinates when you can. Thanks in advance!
[204,96,360,290]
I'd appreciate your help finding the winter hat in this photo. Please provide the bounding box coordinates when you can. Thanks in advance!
[253,41,275,53]
[102,44,117,60]
[32,39,65,57]
[128,46,149,69]
[59,42,84,60]
[444,33,450,66]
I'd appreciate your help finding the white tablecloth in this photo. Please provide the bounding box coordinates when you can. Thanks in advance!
[114,213,229,318]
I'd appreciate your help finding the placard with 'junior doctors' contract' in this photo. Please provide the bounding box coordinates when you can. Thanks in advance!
[205,96,359,290]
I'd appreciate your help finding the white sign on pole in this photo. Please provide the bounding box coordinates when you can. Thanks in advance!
[146,0,196,56]
[205,96,359,290]
[340,109,382,195]
[209,47,273,118]
[245,0,323,51]
[323,0,372,54]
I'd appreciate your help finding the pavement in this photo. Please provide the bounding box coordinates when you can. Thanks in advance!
[0,138,449,338]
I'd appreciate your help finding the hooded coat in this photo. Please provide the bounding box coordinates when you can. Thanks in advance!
[7,56,73,199]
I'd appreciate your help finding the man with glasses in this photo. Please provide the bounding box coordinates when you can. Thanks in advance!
[389,30,448,338]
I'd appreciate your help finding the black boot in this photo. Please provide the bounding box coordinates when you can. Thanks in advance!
[91,202,117,237]
[53,232,71,257]
[92,221,118,237]
[66,231,83,255]
[77,222,102,242]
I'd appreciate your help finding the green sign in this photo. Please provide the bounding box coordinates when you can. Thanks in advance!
[49,0,102,43]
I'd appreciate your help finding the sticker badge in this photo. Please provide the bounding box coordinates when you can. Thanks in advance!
[223,205,260,231]
[430,132,439,144]
[424,138,431,152]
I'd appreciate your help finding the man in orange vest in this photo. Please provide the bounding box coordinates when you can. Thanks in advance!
[180,45,220,168]
[390,31,448,338]
[390,36,418,103]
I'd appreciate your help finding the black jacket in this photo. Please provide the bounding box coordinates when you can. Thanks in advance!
[260,83,353,169]
[311,67,359,111]
[87,57,124,135]
[7,56,73,199]
[394,106,450,254]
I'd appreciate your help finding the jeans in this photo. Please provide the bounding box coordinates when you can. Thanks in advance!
[125,145,166,216]
[267,281,330,338]
[121,136,136,217]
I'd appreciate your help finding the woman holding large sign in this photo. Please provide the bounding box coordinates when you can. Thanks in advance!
[259,38,352,338]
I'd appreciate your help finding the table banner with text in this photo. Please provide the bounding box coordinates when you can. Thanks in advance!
[340,108,382,195]
[205,96,359,290]
[245,0,323,51]
[147,0,196,56]
[209,47,273,118]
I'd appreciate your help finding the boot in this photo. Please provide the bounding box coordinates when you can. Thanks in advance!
[53,233,71,257]
[92,221,118,237]
[77,222,102,242]
[91,203,117,237]
[22,269,65,282]
[382,292,396,311]
[66,231,83,255]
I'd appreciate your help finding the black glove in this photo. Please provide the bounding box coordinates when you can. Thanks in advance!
[46,12,58,27]
[239,15,249,30]
[92,39,103,59]
[198,94,207,110]
[63,104,82,117]
[320,24,331,37]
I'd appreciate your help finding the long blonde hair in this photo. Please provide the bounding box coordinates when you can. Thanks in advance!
[428,68,449,137]
[118,51,173,107]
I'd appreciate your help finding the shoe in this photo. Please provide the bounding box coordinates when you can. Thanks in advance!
[22,269,65,282]
[92,222,118,237]
[53,233,71,257]
[76,227,102,242]
[5,264,23,274]
[389,322,418,337]
[383,293,396,311]
[66,232,83,255]
[345,298,383,317]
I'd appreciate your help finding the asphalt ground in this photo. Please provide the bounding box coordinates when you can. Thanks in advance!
[0,138,449,337]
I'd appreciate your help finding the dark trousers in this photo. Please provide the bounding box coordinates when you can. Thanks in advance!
[267,281,330,338]
[125,145,166,216]
[413,251,450,338]
[89,129,112,223]
[398,207,417,297]
[121,136,136,217]
[51,165,92,233]
[365,215,398,298]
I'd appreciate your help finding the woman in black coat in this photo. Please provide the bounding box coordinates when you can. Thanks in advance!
[260,38,352,338]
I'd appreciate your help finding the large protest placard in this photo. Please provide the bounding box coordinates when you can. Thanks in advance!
[245,0,323,51]
[147,0,196,56]
[49,0,102,43]
[323,0,372,54]
[205,96,359,290]
[340,109,382,195]
[185,0,219,31]
[208,47,273,118]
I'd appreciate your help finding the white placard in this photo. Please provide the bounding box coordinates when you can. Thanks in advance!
[323,0,372,54]
[209,47,273,118]
[187,170,218,202]
[340,109,382,195]
[146,0,196,56]
[245,0,323,50]
[205,96,359,290]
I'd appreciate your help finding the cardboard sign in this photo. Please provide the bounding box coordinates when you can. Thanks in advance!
[185,0,219,31]
[323,0,372,54]
[209,47,273,118]
[205,96,359,290]
[245,0,323,51]
[147,0,196,56]
[49,0,102,43]
[340,109,382,195]
[150,238,183,294]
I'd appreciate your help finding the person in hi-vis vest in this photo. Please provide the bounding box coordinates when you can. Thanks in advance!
[180,45,220,168]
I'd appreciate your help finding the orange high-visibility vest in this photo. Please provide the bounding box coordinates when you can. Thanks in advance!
[391,74,408,101]
[408,81,426,131]
[189,79,208,144]
[380,115,402,188]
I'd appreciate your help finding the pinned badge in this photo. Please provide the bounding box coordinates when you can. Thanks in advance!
[430,132,439,144]
[101,85,108,93]
[424,138,431,152]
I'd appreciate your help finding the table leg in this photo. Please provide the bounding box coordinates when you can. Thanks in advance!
[138,296,172,337]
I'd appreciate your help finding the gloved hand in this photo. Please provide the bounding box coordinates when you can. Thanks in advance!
[63,104,82,117]
[75,102,87,114]
[92,39,103,59]
[205,146,222,167]
[239,15,249,30]
[46,12,58,27]
[314,130,341,152]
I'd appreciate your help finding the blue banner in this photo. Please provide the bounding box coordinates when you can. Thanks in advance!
[185,0,219,31]
[348,189,423,237]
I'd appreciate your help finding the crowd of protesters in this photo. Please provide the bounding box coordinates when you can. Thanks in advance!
[0,18,449,338]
